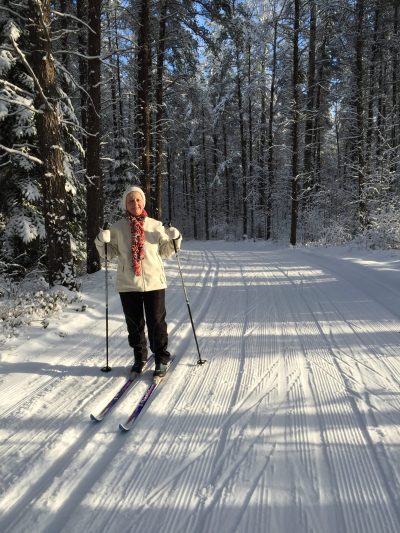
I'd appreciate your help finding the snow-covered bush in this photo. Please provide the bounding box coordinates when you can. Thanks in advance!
[358,206,400,249]
[313,220,353,246]
[0,272,80,342]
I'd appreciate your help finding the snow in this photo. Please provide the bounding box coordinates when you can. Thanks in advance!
[1,241,400,533]
[7,22,21,42]
[0,50,14,76]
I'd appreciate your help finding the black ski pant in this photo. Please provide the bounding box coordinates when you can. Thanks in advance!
[119,289,170,365]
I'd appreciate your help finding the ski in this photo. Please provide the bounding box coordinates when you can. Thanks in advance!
[90,354,155,422]
[119,357,175,432]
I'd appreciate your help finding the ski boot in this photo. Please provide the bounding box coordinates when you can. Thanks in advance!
[153,362,168,378]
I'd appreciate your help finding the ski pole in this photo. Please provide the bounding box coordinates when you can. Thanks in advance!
[168,226,206,366]
[101,223,112,372]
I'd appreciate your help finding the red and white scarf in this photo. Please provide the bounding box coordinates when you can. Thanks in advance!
[127,209,148,276]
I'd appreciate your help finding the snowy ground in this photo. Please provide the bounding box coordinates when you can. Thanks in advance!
[1,240,400,533]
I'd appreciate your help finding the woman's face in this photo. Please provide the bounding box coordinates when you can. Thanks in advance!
[126,192,144,216]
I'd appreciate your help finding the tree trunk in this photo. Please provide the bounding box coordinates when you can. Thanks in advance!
[290,0,300,246]
[167,145,173,221]
[258,42,267,237]
[267,19,278,241]
[223,116,230,228]
[212,129,219,231]
[236,45,247,236]
[313,31,328,189]
[189,140,198,239]
[86,0,103,274]
[355,0,366,226]
[77,0,88,155]
[28,0,75,288]
[106,8,119,146]
[137,0,152,213]
[182,151,188,214]
[114,6,124,135]
[59,0,71,90]
[391,1,399,174]
[202,107,210,239]
[247,40,254,238]
[155,0,168,220]
[303,0,316,209]
[366,3,380,174]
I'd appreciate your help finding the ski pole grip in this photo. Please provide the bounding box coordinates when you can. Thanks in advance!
[102,222,111,243]
[164,221,178,253]
[103,230,111,243]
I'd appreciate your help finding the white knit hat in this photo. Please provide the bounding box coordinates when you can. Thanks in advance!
[121,186,146,211]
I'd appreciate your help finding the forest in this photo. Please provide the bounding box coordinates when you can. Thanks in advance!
[0,0,399,290]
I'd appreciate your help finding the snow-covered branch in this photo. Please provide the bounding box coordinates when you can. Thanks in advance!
[9,32,52,112]
[0,144,43,165]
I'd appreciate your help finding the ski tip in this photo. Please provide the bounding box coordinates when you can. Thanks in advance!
[119,423,130,432]
[90,413,102,422]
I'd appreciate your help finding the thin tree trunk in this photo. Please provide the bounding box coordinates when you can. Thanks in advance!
[28,0,75,287]
[167,145,173,221]
[366,3,380,174]
[106,9,119,146]
[189,140,198,239]
[154,0,168,220]
[59,0,71,90]
[77,0,87,154]
[86,0,103,273]
[212,129,219,231]
[183,151,189,214]
[258,42,267,237]
[202,107,210,239]
[303,0,316,209]
[236,45,247,236]
[247,40,254,238]
[267,18,278,241]
[137,0,152,213]
[355,0,366,226]
[290,0,300,246]
[391,2,399,174]
[223,116,230,228]
[376,57,386,163]
[314,29,329,189]
[114,6,124,135]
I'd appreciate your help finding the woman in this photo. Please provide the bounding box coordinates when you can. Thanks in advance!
[95,186,182,377]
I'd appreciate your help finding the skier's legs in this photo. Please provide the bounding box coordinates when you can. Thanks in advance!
[143,289,170,365]
[119,292,148,361]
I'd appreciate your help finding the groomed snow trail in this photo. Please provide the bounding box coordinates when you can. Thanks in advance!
[1,242,400,533]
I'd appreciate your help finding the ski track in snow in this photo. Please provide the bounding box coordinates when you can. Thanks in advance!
[1,242,400,533]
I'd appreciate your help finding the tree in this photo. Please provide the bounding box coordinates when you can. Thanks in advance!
[302,0,317,210]
[86,0,103,274]
[290,0,301,246]
[154,0,168,220]
[355,0,366,227]
[26,0,76,287]
[0,2,44,276]
[137,0,152,212]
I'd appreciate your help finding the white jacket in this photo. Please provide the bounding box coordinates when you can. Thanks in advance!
[95,217,182,292]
